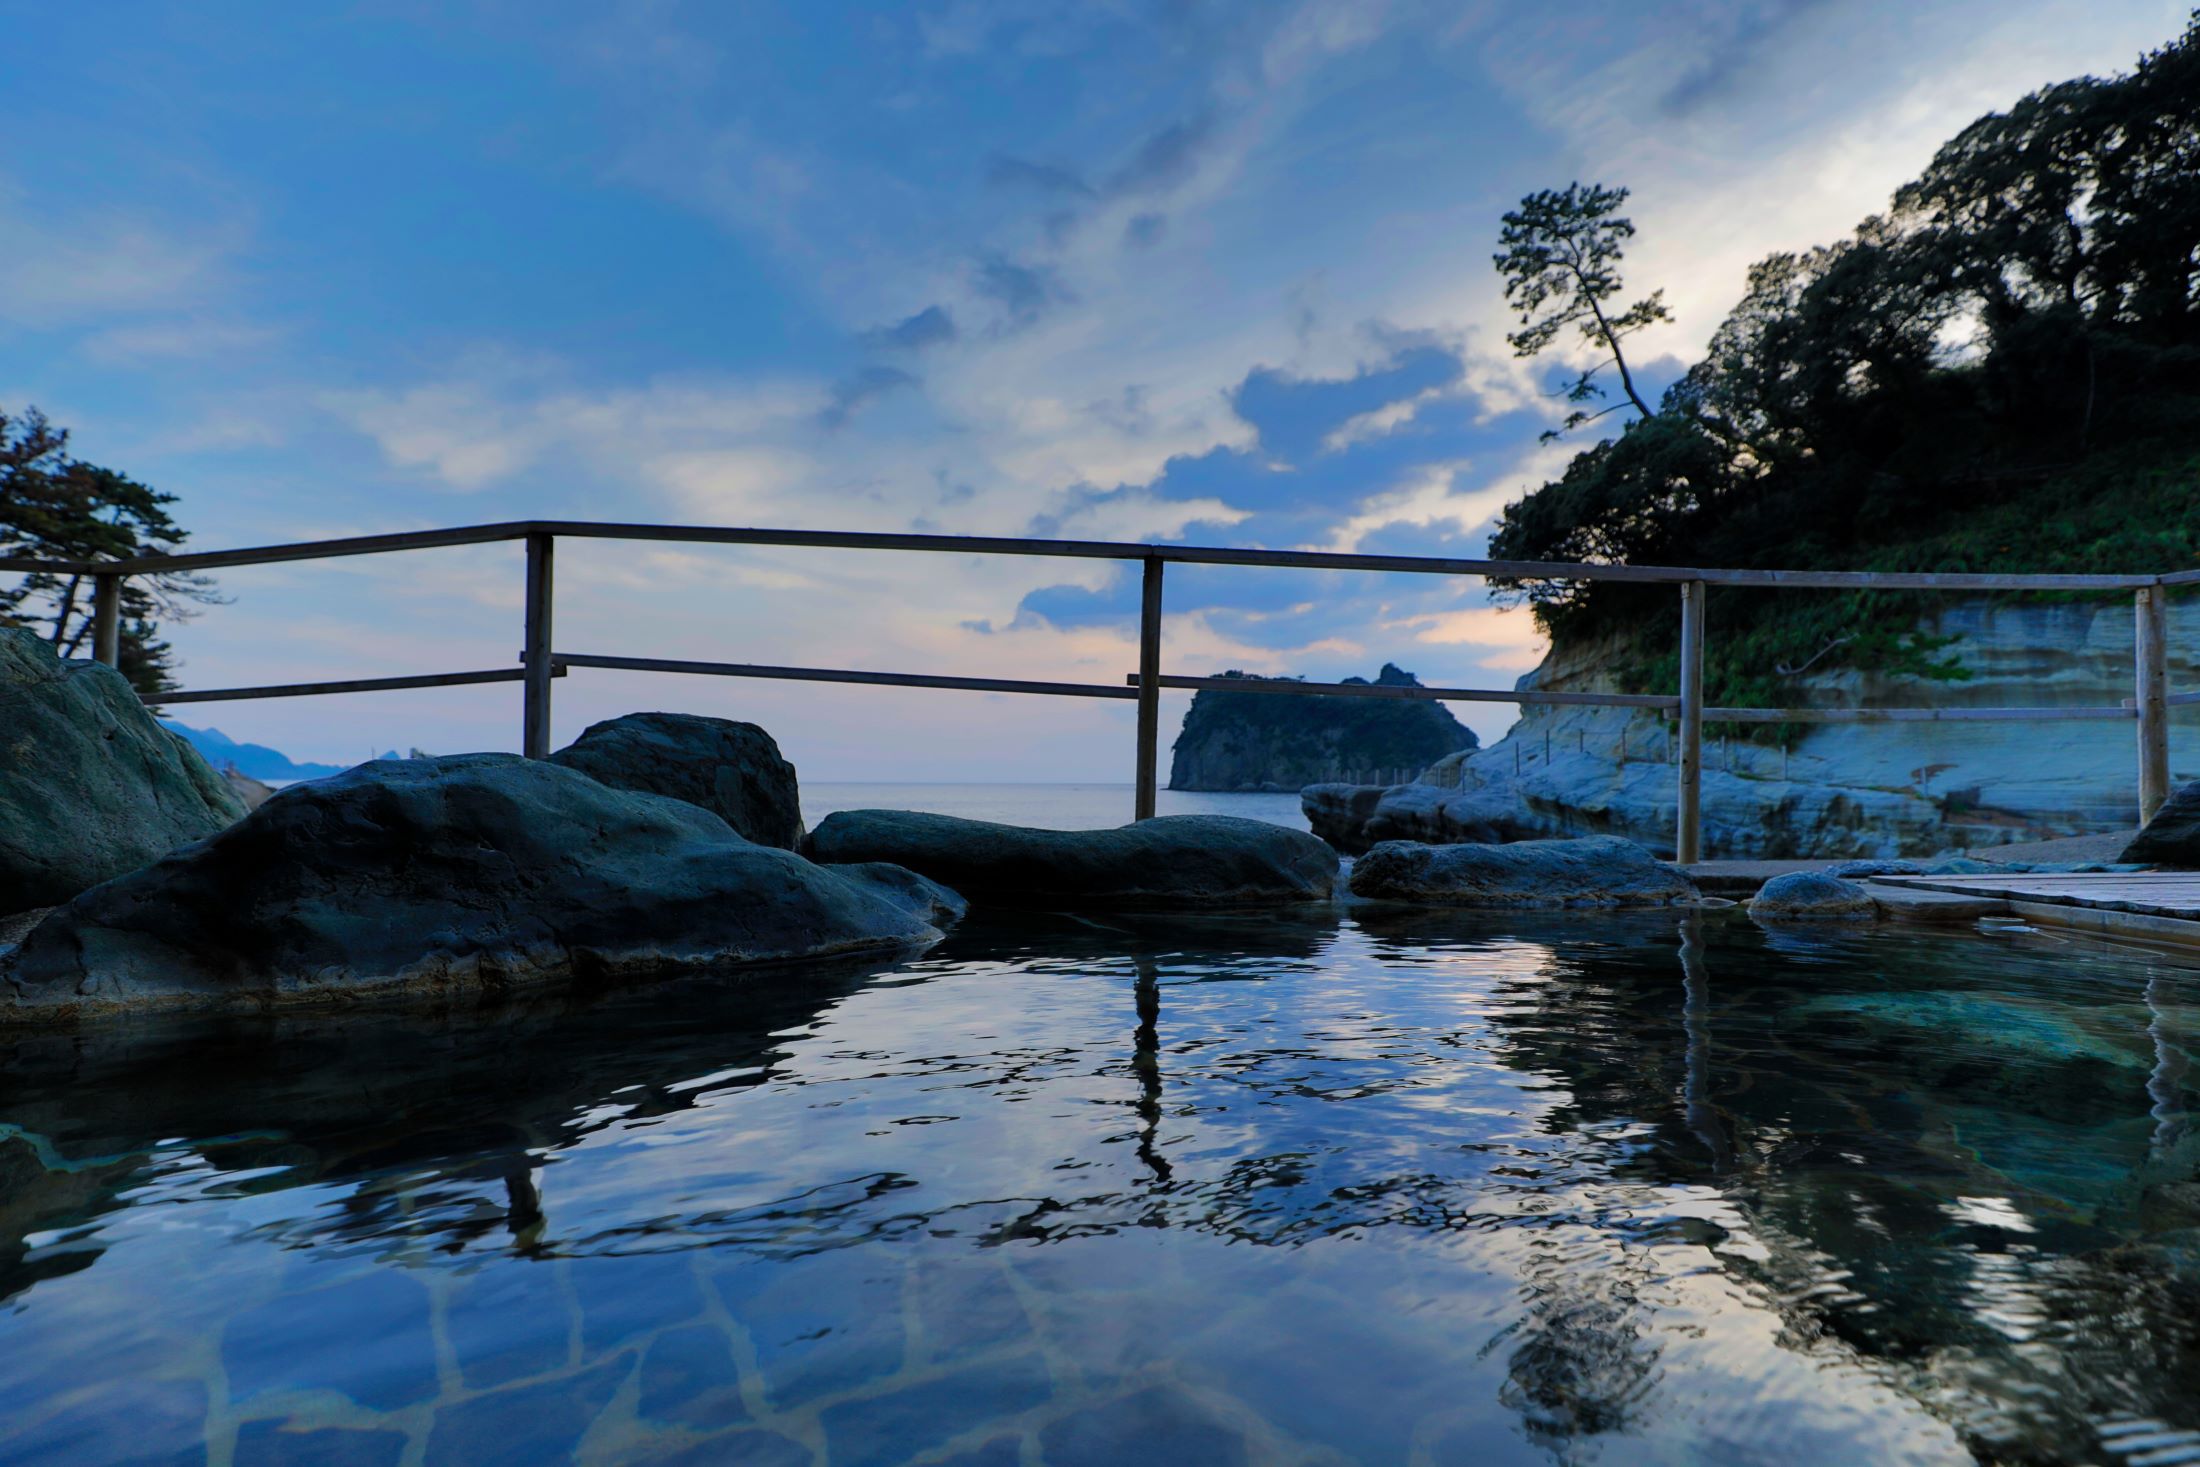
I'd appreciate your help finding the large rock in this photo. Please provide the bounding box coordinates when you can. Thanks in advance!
[549,711,803,849]
[1748,871,1879,921]
[1347,836,1698,908]
[804,810,1338,909]
[1,754,936,1022]
[1303,780,1529,854]
[0,628,246,912]
[2122,781,2200,866]
[824,862,969,928]
[1169,664,1476,792]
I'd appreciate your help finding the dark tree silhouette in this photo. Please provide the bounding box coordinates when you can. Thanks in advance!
[1486,14,2200,724]
[0,406,223,696]
[1494,182,1672,438]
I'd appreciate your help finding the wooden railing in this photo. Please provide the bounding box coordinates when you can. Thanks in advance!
[3,520,2183,862]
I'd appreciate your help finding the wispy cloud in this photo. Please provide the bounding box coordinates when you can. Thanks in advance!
[0,187,243,329]
[6,0,2181,771]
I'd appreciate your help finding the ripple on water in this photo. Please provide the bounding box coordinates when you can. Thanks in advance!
[0,909,2194,1464]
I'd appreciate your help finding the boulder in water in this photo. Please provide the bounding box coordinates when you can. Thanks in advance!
[824,862,969,927]
[1302,780,1531,854]
[2122,782,2200,866]
[1,754,936,1022]
[1824,859,1926,877]
[1347,836,1697,908]
[804,810,1337,909]
[1748,871,1879,920]
[549,711,804,849]
[0,627,245,912]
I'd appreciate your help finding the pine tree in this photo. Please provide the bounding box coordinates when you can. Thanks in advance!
[0,406,223,696]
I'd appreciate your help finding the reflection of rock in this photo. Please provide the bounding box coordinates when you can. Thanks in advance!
[805,811,1338,909]
[1748,872,1879,921]
[1349,836,1697,909]
[549,710,804,849]
[0,951,897,1303]
[0,627,245,911]
[2,754,936,1021]
[1796,992,2154,1080]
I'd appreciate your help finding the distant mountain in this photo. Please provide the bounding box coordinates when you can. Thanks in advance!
[1167,663,1479,792]
[161,722,349,783]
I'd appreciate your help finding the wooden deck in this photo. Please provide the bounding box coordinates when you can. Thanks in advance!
[1875,872,2200,945]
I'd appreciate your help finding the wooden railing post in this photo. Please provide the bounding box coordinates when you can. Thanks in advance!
[1133,556,1165,820]
[2136,583,2170,823]
[91,573,123,667]
[522,533,555,758]
[1676,580,1706,864]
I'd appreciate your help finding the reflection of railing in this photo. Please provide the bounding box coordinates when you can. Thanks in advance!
[2,519,2184,861]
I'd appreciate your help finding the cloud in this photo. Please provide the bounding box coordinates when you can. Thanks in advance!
[1009,343,1549,659]
[862,304,960,352]
[1103,115,1214,197]
[820,365,918,428]
[62,0,2187,775]
[0,187,241,329]
[1655,0,1837,115]
[77,317,285,366]
[973,255,1071,329]
[986,156,1095,198]
[1123,212,1167,249]
[647,447,817,518]
[325,363,826,493]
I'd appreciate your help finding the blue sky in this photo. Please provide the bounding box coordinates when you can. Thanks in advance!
[1,0,2185,778]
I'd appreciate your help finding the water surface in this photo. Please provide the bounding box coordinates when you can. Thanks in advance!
[1,911,2195,1464]
[801,782,1311,832]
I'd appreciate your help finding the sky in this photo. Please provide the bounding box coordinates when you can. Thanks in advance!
[1,0,2187,779]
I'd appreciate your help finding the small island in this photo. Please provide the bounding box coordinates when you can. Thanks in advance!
[1168,663,1478,792]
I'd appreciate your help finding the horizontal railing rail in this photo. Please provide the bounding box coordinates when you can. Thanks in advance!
[7,519,2188,860]
[558,652,1139,701]
[154,666,567,706]
[0,518,2164,589]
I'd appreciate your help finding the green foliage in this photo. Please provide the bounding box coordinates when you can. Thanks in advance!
[1493,182,1672,436]
[0,406,222,697]
[1490,15,2200,735]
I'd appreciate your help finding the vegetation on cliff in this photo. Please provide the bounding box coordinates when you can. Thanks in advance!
[1169,665,1478,791]
[1488,16,2200,734]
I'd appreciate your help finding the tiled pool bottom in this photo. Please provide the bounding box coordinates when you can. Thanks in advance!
[1,912,2196,1466]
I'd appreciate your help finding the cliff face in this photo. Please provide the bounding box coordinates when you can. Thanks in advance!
[1169,664,1478,793]
[1308,600,2198,858]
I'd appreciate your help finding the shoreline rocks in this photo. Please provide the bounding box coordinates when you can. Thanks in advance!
[549,711,804,849]
[805,810,1338,909]
[1,628,246,912]
[1,754,938,1023]
[1304,781,1530,854]
[1347,836,1698,908]
[1307,599,2200,859]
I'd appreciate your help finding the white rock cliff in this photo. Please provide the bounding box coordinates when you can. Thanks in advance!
[1307,598,2200,858]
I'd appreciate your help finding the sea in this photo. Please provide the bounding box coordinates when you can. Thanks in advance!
[800,781,1311,832]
